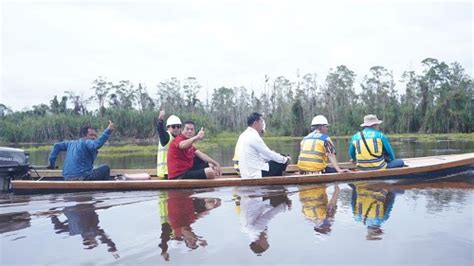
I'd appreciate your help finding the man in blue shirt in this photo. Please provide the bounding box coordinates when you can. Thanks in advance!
[47,121,115,180]
[348,114,404,170]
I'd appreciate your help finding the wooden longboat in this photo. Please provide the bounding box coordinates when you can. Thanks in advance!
[11,153,474,194]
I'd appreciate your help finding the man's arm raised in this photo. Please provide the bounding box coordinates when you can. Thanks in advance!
[178,127,205,149]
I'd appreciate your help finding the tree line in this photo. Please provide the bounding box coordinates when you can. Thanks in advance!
[0,57,472,143]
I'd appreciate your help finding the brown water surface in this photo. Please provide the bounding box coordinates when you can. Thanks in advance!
[0,139,473,265]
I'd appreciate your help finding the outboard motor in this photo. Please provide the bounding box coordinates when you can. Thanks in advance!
[0,147,31,191]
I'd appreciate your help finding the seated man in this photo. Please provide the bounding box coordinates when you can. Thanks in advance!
[235,112,290,179]
[233,119,265,173]
[47,120,115,181]
[167,121,221,179]
[297,115,349,174]
[348,114,404,170]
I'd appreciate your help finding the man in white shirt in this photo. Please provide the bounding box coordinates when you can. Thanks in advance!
[236,112,291,179]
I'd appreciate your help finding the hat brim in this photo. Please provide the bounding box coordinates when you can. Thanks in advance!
[360,121,383,127]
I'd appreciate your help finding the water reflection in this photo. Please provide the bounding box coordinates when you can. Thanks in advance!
[299,185,340,235]
[49,196,119,258]
[1,174,473,264]
[0,211,31,235]
[158,190,221,261]
[234,188,291,255]
[349,183,400,240]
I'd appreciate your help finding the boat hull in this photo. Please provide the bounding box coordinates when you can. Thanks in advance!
[11,153,474,194]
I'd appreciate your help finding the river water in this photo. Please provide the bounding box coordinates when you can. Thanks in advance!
[1,139,473,265]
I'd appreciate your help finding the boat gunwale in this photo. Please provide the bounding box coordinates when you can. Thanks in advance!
[11,153,474,192]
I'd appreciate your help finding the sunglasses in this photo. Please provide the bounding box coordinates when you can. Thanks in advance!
[168,124,181,129]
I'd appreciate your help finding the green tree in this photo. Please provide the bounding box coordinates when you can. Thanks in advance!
[137,83,155,111]
[211,87,236,132]
[182,77,201,113]
[323,65,358,134]
[91,76,111,116]
[400,71,419,132]
[291,98,305,136]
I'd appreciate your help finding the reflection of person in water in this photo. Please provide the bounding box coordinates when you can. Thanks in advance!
[349,183,399,240]
[299,185,340,235]
[158,191,172,261]
[238,190,291,255]
[158,190,221,261]
[50,198,118,257]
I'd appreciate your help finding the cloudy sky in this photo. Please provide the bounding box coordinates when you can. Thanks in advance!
[1,0,472,111]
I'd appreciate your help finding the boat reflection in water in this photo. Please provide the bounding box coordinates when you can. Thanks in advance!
[158,190,221,261]
[298,184,340,235]
[49,196,119,258]
[234,188,292,255]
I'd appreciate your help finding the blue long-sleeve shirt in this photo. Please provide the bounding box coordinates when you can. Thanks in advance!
[348,127,396,162]
[48,129,111,180]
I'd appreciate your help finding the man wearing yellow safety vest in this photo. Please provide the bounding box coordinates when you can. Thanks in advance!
[348,114,405,170]
[297,115,350,174]
[156,110,182,178]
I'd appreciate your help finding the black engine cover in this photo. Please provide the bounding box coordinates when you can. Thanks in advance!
[0,147,30,179]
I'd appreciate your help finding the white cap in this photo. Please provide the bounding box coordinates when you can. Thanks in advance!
[311,115,329,126]
[166,115,182,127]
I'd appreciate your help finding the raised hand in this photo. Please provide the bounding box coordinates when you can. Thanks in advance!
[107,120,115,132]
[159,110,165,120]
[196,127,205,140]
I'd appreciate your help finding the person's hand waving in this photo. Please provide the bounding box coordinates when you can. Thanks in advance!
[107,120,115,132]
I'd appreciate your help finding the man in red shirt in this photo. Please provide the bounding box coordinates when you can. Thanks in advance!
[167,121,221,179]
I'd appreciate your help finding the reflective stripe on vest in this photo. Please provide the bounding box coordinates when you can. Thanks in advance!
[354,136,386,171]
[297,133,328,172]
[157,132,173,178]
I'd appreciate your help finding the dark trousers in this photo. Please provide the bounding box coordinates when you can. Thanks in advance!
[176,157,209,180]
[191,157,209,170]
[262,160,289,177]
[323,166,337,173]
[84,165,112,181]
[387,159,405,168]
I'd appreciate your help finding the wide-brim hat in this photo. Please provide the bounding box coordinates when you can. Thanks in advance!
[360,114,383,127]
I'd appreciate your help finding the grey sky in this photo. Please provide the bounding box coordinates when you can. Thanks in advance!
[1,0,472,111]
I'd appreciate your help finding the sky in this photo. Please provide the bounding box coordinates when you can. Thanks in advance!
[1,0,472,111]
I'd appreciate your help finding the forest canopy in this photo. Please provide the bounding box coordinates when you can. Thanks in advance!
[1,58,472,143]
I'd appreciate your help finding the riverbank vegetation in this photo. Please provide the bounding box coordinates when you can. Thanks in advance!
[1,58,472,144]
[19,133,474,156]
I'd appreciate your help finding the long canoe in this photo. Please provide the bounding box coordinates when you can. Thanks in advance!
[11,153,474,194]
